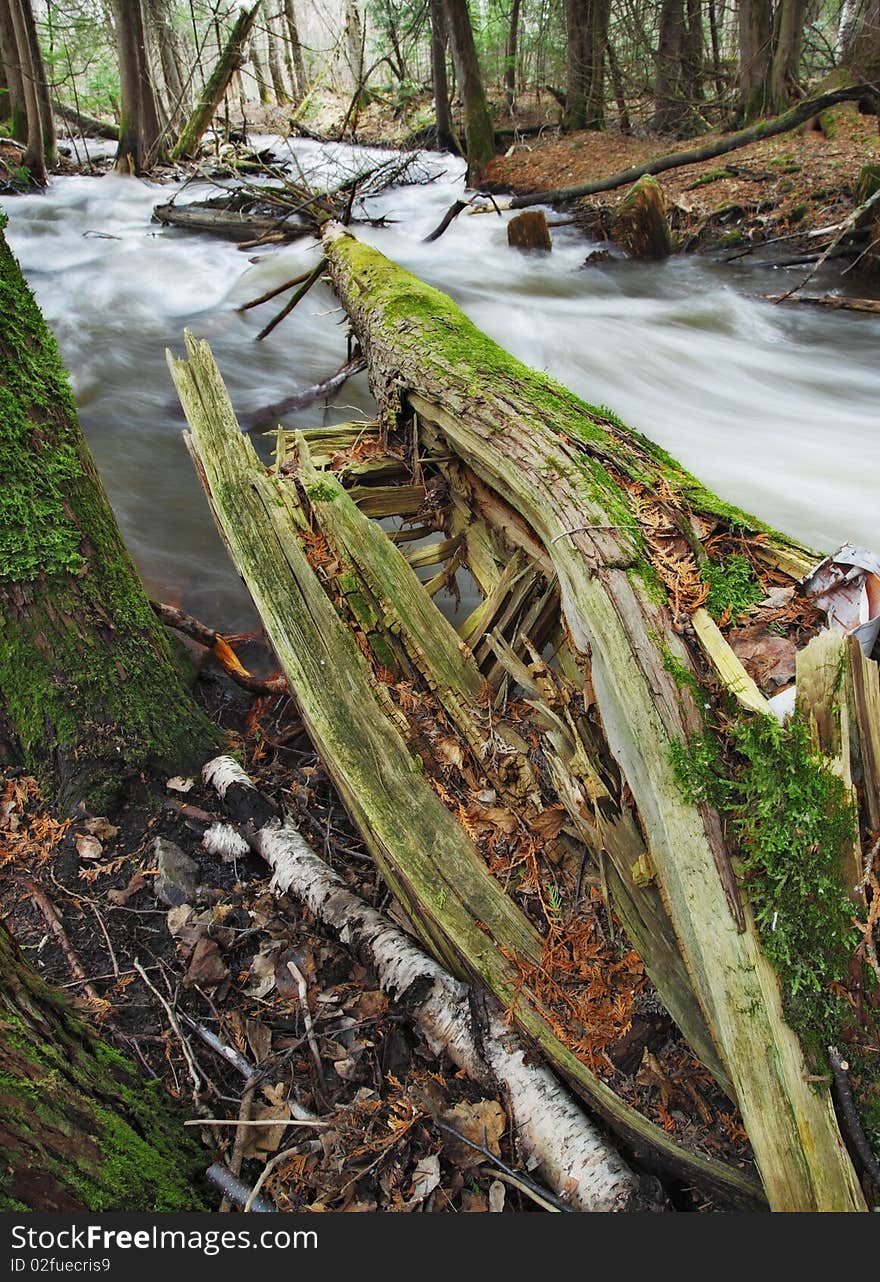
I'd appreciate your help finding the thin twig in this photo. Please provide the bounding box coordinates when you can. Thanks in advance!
[133,958,203,1103]
[828,1045,880,1188]
[287,959,327,1105]
[256,258,326,341]
[29,883,104,1005]
[244,1145,304,1213]
[436,1122,572,1212]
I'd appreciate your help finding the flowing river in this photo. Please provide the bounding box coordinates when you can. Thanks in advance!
[3,137,879,631]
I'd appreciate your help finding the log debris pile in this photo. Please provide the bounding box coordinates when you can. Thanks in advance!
[172,224,880,1212]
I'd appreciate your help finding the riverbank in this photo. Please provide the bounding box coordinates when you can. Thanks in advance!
[484,103,880,258]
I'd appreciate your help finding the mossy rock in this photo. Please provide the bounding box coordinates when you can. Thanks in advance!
[611,175,676,260]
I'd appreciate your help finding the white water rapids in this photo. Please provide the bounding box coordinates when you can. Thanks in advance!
[3,137,879,630]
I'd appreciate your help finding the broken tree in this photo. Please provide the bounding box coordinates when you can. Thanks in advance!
[175,226,877,1212]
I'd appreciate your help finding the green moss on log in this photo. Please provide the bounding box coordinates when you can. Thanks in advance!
[670,715,870,1062]
[0,220,217,808]
[0,926,207,1211]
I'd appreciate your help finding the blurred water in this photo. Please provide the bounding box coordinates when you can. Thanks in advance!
[2,138,878,630]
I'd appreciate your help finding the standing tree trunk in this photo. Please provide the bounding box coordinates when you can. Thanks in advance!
[0,0,26,142]
[282,0,307,101]
[0,923,207,1211]
[652,0,685,131]
[112,0,164,172]
[504,0,521,113]
[606,36,632,132]
[0,223,217,811]
[565,0,609,131]
[266,4,289,103]
[145,0,190,131]
[768,0,807,114]
[441,0,495,178]
[684,0,704,102]
[839,0,880,79]
[6,0,47,183]
[739,0,773,120]
[430,0,456,149]
[250,32,272,104]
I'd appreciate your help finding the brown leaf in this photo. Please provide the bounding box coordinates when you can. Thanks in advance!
[182,937,229,988]
[728,626,796,690]
[530,805,566,840]
[441,1099,506,1169]
[245,1017,272,1065]
[84,816,119,841]
[106,870,147,906]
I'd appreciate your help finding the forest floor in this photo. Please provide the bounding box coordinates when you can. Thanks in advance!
[484,101,880,258]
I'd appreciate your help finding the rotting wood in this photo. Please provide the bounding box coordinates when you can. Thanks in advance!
[320,223,868,1212]
[172,331,766,1211]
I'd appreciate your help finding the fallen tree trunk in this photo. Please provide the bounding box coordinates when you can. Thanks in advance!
[169,2,263,162]
[171,331,766,1210]
[318,225,870,1211]
[203,756,650,1212]
[52,100,118,141]
[506,84,880,209]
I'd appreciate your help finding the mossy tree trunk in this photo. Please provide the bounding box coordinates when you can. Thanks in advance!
[0,924,206,1212]
[0,0,26,143]
[321,225,868,1212]
[441,0,495,180]
[0,222,217,811]
[169,2,262,161]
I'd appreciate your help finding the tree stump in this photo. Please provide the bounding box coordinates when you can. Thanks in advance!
[507,210,552,252]
[611,174,675,259]
[855,164,880,273]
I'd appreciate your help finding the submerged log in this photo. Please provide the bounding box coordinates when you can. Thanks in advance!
[319,224,868,1212]
[152,198,311,244]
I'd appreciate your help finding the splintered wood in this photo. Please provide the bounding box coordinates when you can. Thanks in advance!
[174,224,880,1212]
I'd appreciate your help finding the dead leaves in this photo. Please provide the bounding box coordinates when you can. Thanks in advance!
[441,1099,505,1169]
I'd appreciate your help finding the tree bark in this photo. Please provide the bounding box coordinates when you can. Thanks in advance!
[266,3,289,104]
[0,0,26,142]
[441,0,495,179]
[112,0,164,173]
[430,0,455,149]
[652,0,685,131]
[170,2,262,161]
[0,225,217,811]
[768,0,807,114]
[145,0,190,130]
[564,0,608,130]
[840,0,880,79]
[5,0,47,183]
[282,0,306,100]
[508,82,880,207]
[0,923,206,1212]
[504,0,521,112]
[739,0,773,120]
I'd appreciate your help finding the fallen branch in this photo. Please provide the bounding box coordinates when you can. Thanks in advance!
[151,600,286,695]
[507,85,880,210]
[256,258,326,342]
[238,356,366,432]
[773,185,880,302]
